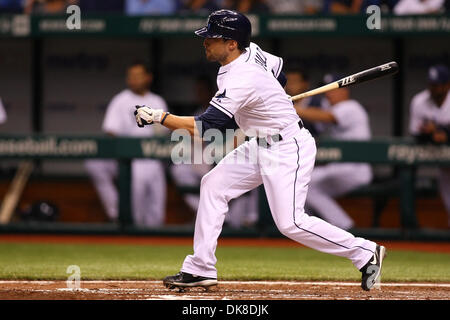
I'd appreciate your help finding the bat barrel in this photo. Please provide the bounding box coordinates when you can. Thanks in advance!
[338,61,399,88]
[290,61,399,102]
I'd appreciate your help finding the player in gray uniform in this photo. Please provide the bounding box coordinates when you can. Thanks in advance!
[135,10,386,291]
[409,64,450,227]
[296,73,373,230]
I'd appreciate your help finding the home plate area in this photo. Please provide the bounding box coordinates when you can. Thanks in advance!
[0,280,449,300]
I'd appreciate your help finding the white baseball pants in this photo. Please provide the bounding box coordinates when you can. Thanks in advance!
[171,160,259,228]
[181,123,376,278]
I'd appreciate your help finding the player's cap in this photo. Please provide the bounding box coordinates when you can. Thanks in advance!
[427,64,449,85]
[194,9,251,48]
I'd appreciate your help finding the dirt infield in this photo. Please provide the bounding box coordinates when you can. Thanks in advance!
[1,235,449,300]
[0,280,449,300]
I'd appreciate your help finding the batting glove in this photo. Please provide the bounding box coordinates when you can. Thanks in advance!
[134,105,164,127]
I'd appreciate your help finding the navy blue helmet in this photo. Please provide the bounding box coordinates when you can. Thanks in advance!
[194,10,252,49]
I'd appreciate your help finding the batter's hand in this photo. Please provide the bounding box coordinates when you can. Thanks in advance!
[134,105,164,127]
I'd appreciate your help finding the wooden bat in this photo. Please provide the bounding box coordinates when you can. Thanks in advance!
[290,61,399,102]
[0,161,33,224]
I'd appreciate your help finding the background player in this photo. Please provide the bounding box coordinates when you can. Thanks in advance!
[409,64,450,227]
[85,61,168,227]
[0,96,6,126]
[296,73,373,230]
[135,9,386,291]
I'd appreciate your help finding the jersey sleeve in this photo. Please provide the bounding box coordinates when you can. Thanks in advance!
[209,80,253,118]
[195,105,238,136]
[268,53,283,78]
[249,42,283,78]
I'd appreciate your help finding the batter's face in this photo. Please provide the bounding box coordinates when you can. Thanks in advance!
[203,38,236,65]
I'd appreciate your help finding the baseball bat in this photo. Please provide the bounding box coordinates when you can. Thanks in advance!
[0,161,33,224]
[290,61,399,102]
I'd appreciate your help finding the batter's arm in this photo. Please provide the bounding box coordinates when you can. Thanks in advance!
[160,114,198,136]
[136,105,233,137]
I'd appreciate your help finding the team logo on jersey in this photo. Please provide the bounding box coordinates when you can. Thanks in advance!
[215,89,227,103]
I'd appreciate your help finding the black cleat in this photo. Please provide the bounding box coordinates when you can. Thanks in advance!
[360,245,386,291]
[163,272,218,291]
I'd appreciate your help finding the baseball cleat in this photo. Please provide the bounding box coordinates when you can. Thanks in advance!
[163,272,218,291]
[360,245,386,291]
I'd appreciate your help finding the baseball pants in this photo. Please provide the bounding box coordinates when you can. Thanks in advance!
[181,122,376,278]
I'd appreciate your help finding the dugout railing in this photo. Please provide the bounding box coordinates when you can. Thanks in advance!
[0,135,449,241]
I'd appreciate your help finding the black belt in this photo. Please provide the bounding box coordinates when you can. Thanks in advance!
[256,121,304,147]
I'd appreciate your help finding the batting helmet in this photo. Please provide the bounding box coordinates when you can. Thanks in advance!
[194,9,252,49]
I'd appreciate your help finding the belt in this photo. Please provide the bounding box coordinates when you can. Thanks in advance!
[256,121,304,147]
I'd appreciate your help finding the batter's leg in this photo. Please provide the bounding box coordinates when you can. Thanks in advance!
[261,130,376,271]
[181,141,262,278]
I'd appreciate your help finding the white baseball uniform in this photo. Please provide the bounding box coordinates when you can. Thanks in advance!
[0,97,6,124]
[305,99,373,230]
[170,107,259,228]
[409,89,450,226]
[85,89,168,227]
[171,163,259,228]
[181,42,376,278]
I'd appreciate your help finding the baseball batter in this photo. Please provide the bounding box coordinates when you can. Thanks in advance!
[135,10,386,291]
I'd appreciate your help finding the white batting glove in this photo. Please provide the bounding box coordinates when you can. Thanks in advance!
[134,105,164,127]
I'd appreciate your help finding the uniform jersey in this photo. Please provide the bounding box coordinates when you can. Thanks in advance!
[409,89,450,135]
[328,99,371,140]
[103,89,168,137]
[209,42,299,137]
[0,97,6,124]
